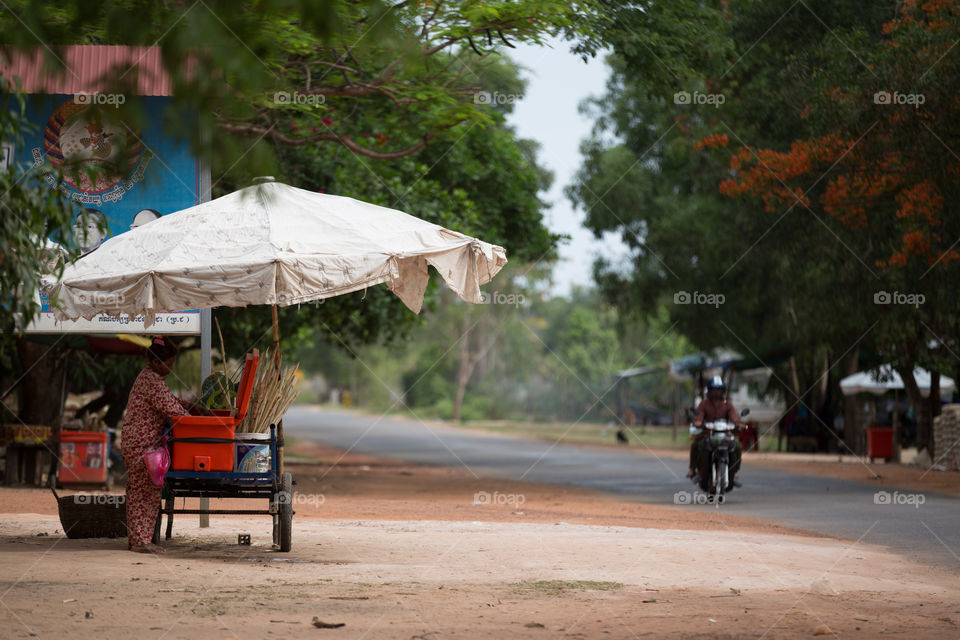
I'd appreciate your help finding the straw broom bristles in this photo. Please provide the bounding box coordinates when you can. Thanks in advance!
[237,348,300,433]
[214,317,233,409]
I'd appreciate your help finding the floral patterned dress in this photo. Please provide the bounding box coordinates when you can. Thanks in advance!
[121,367,187,547]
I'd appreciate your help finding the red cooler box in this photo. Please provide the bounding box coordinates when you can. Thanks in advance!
[170,350,259,472]
[171,420,236,471]
[58,430,109,484]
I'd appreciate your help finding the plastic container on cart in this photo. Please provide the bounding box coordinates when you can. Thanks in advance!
[58,430,109,484]
[170,420,236,471]
[169,350,259,472]
[235,432,272,473]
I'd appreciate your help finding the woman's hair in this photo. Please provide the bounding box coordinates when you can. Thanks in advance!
[146,336,178,363]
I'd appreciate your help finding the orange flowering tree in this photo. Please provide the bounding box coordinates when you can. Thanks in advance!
[571,0,960,456]
[713,0,960,455]
[720,1,960,269]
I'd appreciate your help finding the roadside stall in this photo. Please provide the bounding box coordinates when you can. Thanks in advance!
[840,366,955,462]
[2,424,56,486]
[161,349,300,550]
[43,179,507,551]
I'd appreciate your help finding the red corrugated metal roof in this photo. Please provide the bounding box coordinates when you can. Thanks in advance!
[0,45,173,96]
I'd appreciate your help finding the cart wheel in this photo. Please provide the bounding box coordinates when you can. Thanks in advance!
[278,472,292,552]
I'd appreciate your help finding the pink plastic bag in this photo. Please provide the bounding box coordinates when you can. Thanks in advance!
[143,441,170,486]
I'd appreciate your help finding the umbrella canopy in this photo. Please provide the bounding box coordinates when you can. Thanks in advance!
[43,181,507,326]
[839,365,955,397]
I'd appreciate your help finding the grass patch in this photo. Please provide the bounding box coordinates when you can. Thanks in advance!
[514,580,623,596]
[457,421,691,449]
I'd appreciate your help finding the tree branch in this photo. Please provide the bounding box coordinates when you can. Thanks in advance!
[218,121,451,159]
[420,0,443,39]
[298,60,361,75]
[423,37,459,56]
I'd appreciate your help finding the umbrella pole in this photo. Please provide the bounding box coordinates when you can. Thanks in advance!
[272,304,284,476]
[272,304,280,357]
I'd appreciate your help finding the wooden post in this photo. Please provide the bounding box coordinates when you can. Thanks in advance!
[893,389,901,463]
[5,446,20,485]
[672,382,680,442]
[272,305,284,477]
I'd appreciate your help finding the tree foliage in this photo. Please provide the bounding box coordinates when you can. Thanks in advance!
[0,0,602,163]
[293,265,691,424]
[568,0,960,454]
[0,1,577,423]
[0,1,569,347]
[0,76,80,343]
[710,0,960,453]
[212,54,557,355]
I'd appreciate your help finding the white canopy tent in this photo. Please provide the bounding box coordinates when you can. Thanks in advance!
[43,180,509,480]
[839,365,954,398]
[43,181,507,327]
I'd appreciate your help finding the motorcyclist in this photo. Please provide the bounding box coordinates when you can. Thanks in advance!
[686,376,743,486]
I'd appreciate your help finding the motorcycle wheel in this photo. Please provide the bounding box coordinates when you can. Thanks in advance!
[714,460,727,504]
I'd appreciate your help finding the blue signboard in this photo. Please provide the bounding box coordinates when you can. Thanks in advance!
[20,94,202,334]
[19,94,200,248]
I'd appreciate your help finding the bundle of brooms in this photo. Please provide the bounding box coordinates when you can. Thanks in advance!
[236,349,300,434]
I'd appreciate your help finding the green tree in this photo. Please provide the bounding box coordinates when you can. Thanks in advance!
[569,0,896,454]
[718,0,960,456]
[1,0,603,164]
[215,55,557,358]
[1,1,571,357]
[0,77,81,339]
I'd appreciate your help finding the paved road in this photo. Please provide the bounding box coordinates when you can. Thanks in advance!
[284,406,960,569]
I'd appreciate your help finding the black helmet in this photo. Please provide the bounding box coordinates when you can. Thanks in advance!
[706,376,726,391]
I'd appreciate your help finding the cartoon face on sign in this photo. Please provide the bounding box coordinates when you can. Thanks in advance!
[43,99,142,194]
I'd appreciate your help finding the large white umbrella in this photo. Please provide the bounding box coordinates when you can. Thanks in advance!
[839,365,955,398]
[43,181,507,326]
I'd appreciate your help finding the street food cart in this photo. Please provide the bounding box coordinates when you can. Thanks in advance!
[159,349,294,551]
[43,180,509,552]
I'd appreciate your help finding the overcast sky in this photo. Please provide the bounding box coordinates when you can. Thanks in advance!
[507,38,627,296]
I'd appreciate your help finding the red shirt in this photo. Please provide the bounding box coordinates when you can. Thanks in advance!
[694,398,738,424]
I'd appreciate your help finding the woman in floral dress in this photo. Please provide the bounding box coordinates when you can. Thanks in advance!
[121,337,188,553]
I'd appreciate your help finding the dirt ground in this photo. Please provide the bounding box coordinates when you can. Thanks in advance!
[1,440,958,639]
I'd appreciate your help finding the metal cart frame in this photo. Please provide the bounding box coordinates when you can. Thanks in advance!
[155,424,293,551]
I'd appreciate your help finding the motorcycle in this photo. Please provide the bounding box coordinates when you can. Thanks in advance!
[690,408,749,504]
